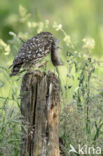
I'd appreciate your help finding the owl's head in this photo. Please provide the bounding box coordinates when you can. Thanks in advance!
[37,32,58,41]
[37,32,62,66]
[37,32,53,38]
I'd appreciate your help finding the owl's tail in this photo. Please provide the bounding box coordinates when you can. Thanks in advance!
[10,63,22,76]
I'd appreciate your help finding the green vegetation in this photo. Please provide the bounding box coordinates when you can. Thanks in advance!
[0,1,103,155]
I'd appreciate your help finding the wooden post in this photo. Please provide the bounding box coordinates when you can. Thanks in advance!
[20,70,61,156]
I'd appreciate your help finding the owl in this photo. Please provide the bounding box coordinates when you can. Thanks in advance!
[10,32,61,76]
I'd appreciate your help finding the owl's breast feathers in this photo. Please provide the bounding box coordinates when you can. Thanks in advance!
[10,32,61,76]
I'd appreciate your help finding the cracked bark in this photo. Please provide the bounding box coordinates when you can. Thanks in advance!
[20,70,61,156]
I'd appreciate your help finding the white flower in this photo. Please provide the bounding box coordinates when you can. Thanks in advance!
[53,22,62,31]
[19,5,27,17]
[27,22,37,28]
[56,24,62,31]
[64,35,71,46]
[18,32,28,40]
[82,38,95,49]
[32,22,37,28]
[37,22,44,33]
[45,19,49,28]
[19,5,31,23]
[0,39,10,55]
[27,22,32,28]
[9,32,16,37]
[0,39,7,47]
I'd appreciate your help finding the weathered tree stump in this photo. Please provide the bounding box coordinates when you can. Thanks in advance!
[20,70,61,156]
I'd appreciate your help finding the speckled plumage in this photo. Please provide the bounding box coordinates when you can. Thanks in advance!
[10,32,61,76]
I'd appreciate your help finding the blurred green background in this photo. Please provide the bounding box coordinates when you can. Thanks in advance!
[0,0,103,56]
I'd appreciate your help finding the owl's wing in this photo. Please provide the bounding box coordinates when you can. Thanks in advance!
[10,37,37,76]
[10,36,52,76]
